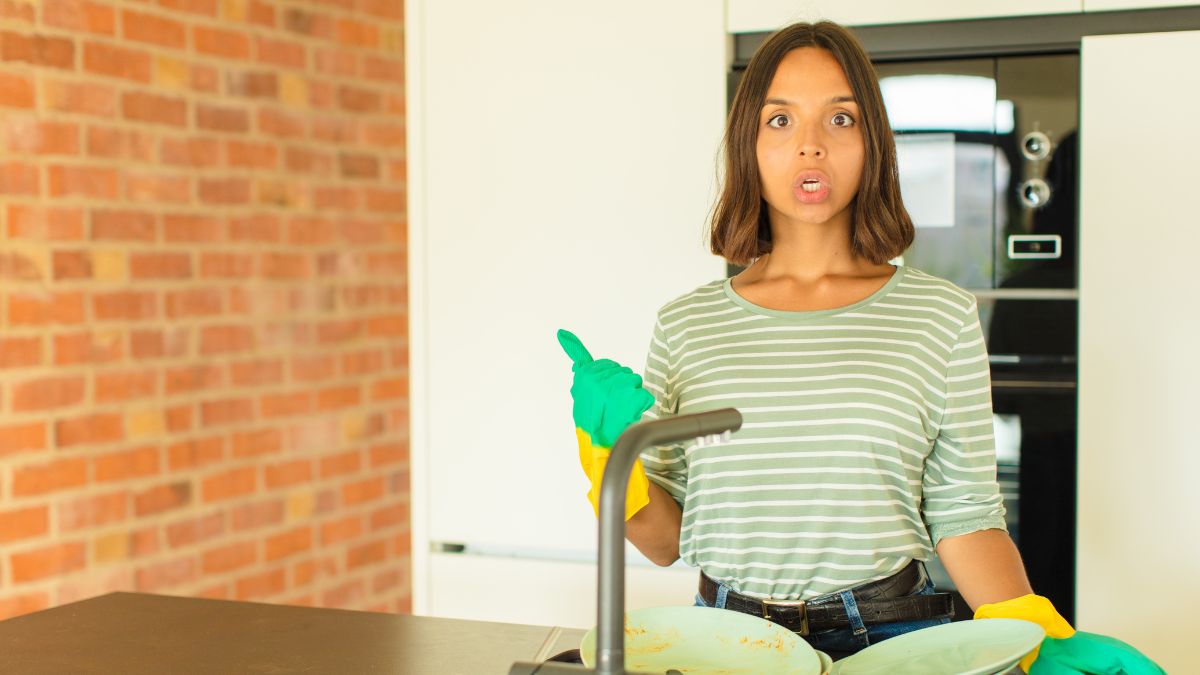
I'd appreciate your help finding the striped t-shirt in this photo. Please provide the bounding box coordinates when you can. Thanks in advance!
[638,265,1007,601]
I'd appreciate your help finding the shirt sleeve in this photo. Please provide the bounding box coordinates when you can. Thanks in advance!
[922,301,1008,547]
[638,316,688,507]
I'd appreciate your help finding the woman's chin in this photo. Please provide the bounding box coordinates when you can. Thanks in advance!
[783,204,848,227]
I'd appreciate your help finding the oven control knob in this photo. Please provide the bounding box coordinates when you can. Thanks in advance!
[1019,178,1051,208]
[1021,131,1052,161]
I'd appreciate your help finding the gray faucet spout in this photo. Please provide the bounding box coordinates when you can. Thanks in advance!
[595,408,743,675]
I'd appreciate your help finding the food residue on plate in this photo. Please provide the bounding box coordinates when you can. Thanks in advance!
[738,633,790,652]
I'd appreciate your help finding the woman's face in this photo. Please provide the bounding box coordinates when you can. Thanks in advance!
[755,47,865,230]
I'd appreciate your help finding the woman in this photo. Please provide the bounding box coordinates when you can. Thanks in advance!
[560,21,1159,672]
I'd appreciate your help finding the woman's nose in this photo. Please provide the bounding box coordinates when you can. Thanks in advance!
[795,123,826,158]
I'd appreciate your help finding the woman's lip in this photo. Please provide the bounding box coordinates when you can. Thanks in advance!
[793,183,830,203]
[792,169,832,203]
[792,169,832,189]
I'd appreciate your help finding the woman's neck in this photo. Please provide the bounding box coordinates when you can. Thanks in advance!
[752,210,876,282]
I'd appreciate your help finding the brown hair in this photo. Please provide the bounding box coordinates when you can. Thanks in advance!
[709,21,913,266]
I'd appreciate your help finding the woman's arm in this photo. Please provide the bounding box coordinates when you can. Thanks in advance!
[935,528,1033,610]
[625,482,682,566]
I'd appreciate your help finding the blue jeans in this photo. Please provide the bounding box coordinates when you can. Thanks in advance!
[694,565,951,659]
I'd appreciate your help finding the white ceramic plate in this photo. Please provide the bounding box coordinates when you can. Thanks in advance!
[815,649,834,674]
[580,606,822,674]
[829,618,1043,675]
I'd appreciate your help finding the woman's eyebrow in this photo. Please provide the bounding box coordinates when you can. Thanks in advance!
[763,95,857,106]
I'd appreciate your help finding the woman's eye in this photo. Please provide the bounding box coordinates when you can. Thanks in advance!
[766,114,789,129]
[831,112,855,127]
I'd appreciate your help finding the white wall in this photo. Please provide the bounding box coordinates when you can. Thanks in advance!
[1077,29,1200,674]
[406,0,728,620]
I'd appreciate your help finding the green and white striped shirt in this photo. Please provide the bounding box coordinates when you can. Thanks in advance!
[638,265,1007,601]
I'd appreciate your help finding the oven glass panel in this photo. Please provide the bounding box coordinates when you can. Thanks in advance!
[875,58,997,289]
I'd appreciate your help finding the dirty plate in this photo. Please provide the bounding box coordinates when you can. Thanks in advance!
[815,649,834,674]
[830,618,1044,675]
[580,606,821,674]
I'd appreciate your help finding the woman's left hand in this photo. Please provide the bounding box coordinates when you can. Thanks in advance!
[974,594,1164,674]
[1028,631,1165,675]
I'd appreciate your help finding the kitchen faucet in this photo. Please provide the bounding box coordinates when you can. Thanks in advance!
[510,408,743,675]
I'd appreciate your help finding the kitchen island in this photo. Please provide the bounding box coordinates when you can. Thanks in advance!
[0,592,586,674]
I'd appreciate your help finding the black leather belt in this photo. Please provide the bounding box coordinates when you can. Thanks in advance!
[698,561,954,636]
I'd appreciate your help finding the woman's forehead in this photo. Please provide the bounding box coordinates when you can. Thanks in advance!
[765,47,855,103]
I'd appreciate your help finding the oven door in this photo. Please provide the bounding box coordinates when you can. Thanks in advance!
[927,296,1078,623]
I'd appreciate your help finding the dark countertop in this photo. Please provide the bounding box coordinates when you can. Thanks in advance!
[0,592,587,674]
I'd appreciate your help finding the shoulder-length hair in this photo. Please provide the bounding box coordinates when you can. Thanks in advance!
[709,21,913,266]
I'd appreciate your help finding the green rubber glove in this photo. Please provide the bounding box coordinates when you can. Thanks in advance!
[975,595,1163,674]
[1030,632,1166,675]
[557,329,655,520]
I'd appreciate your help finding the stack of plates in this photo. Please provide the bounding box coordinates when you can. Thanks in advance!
[830,618,1044,675]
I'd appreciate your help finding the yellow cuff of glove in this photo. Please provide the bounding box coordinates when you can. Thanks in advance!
[576,427,650,520]
[975,594,1074,671]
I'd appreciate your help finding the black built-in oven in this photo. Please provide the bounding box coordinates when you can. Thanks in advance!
[876,52,1080,623]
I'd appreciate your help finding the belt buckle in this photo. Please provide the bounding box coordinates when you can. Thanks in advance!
[761,598,809,636]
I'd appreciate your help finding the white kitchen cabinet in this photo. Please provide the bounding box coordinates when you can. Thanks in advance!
[1084,0,1199,10]
[1077,30,1200,675]
[726,0,1083,33]
[429,553,700,629]
[406,0,727,618]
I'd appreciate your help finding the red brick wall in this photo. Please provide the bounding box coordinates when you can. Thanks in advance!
[0,0,409,619]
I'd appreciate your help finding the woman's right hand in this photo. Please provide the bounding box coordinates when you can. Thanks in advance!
[557,329,655,520]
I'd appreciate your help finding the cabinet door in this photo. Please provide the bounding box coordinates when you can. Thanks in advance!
[1084,0,1198,10]
[727,0,1082,33]
[1077,30,1200,675]
[430,553,699,628]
